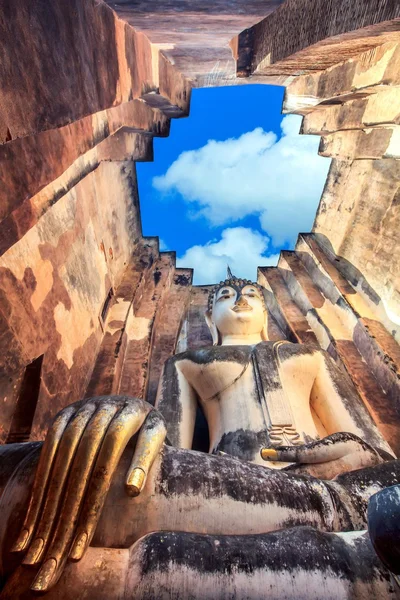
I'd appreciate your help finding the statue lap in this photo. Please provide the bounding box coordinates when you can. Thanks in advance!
[1,443,400,598]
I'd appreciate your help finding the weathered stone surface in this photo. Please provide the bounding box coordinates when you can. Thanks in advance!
[319,126,400,160]
[85,241,158,398]
[0,100,169,225]
[283,42,400,113]
[296,233,400,382]
[313,158,400,330]
[0,0,191,142]
[258,267,319,346]
[103,0,283,82]
[235,0,400,78]
[176,285,214,353]
[301,88,400,135]
[146,268,192,405]
[0,325,26,444]
[0,160,142,442]
[0,130,153,257]
[117,251,176,399]
[336,339,400,456]
[0,0,192,275]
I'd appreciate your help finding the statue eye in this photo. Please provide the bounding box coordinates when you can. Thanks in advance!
[217,289,232,301]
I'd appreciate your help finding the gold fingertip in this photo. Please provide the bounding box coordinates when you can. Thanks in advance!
[11,528,30,552]
[22,537,44,565]
[126,467,146,497]
[31,558,57,592]
[69,531,88,562]
[261,448,279,461]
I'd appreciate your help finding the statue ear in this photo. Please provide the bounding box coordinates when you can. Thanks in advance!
[205,310,220,346]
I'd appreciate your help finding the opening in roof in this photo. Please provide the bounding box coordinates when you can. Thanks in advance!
[137,85,331,286]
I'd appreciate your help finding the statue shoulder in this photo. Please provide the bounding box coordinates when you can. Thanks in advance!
[167,345,253,367]
[256,341,320,362]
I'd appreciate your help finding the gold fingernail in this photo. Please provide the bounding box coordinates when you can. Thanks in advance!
[31,558,57,592]
[69,531,88,561]
[261,448,278,461]
[11,528,30,552]
[22,537,44,565]
[126,467,146,497]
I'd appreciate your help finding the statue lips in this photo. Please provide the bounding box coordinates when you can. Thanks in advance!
[232,305,252,312]
[232,298,252,313]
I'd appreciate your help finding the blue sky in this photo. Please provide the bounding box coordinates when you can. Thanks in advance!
[137,85,330,284]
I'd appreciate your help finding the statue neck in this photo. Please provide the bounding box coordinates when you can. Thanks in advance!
[221,333,264,346]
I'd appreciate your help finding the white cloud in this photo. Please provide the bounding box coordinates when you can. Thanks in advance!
[153,115,330,246]
[159,238,168,251]
[176,227,279,285]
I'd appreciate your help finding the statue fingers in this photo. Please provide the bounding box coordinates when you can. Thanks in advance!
[11,404,77,554]
[261,442,339,463]
[30,400,122,593]
[261,433,375,464]
[126,409,167,497]
[67,400,149,563]
[22,401,98,565]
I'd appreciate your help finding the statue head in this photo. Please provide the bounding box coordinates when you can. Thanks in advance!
[205,269,268,345]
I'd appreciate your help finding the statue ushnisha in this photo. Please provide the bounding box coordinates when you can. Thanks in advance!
[1,274,399,599]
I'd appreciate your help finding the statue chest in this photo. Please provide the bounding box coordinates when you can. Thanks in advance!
[180,357,256,404]
[179,344,318,448]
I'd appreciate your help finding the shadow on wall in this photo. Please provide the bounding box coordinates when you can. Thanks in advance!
[6,355,43,444]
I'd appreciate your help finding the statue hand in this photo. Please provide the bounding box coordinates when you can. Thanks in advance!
[11,395,166,593]
[261,432,383,473]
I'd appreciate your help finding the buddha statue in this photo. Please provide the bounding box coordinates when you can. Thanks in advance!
[1,275,399,599]
[156,276,392,475]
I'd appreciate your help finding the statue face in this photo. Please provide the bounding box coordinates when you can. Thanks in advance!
[211,284,266,338]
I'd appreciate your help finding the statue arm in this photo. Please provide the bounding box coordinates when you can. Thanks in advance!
[155,357,198,449]
[310,350,391,454]
[263,349,393,476]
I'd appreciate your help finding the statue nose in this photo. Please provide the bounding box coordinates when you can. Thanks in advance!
[235,295,249,307]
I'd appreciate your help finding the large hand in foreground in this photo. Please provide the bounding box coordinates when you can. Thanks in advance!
[261,432,384,478]
[11,395,166,593]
